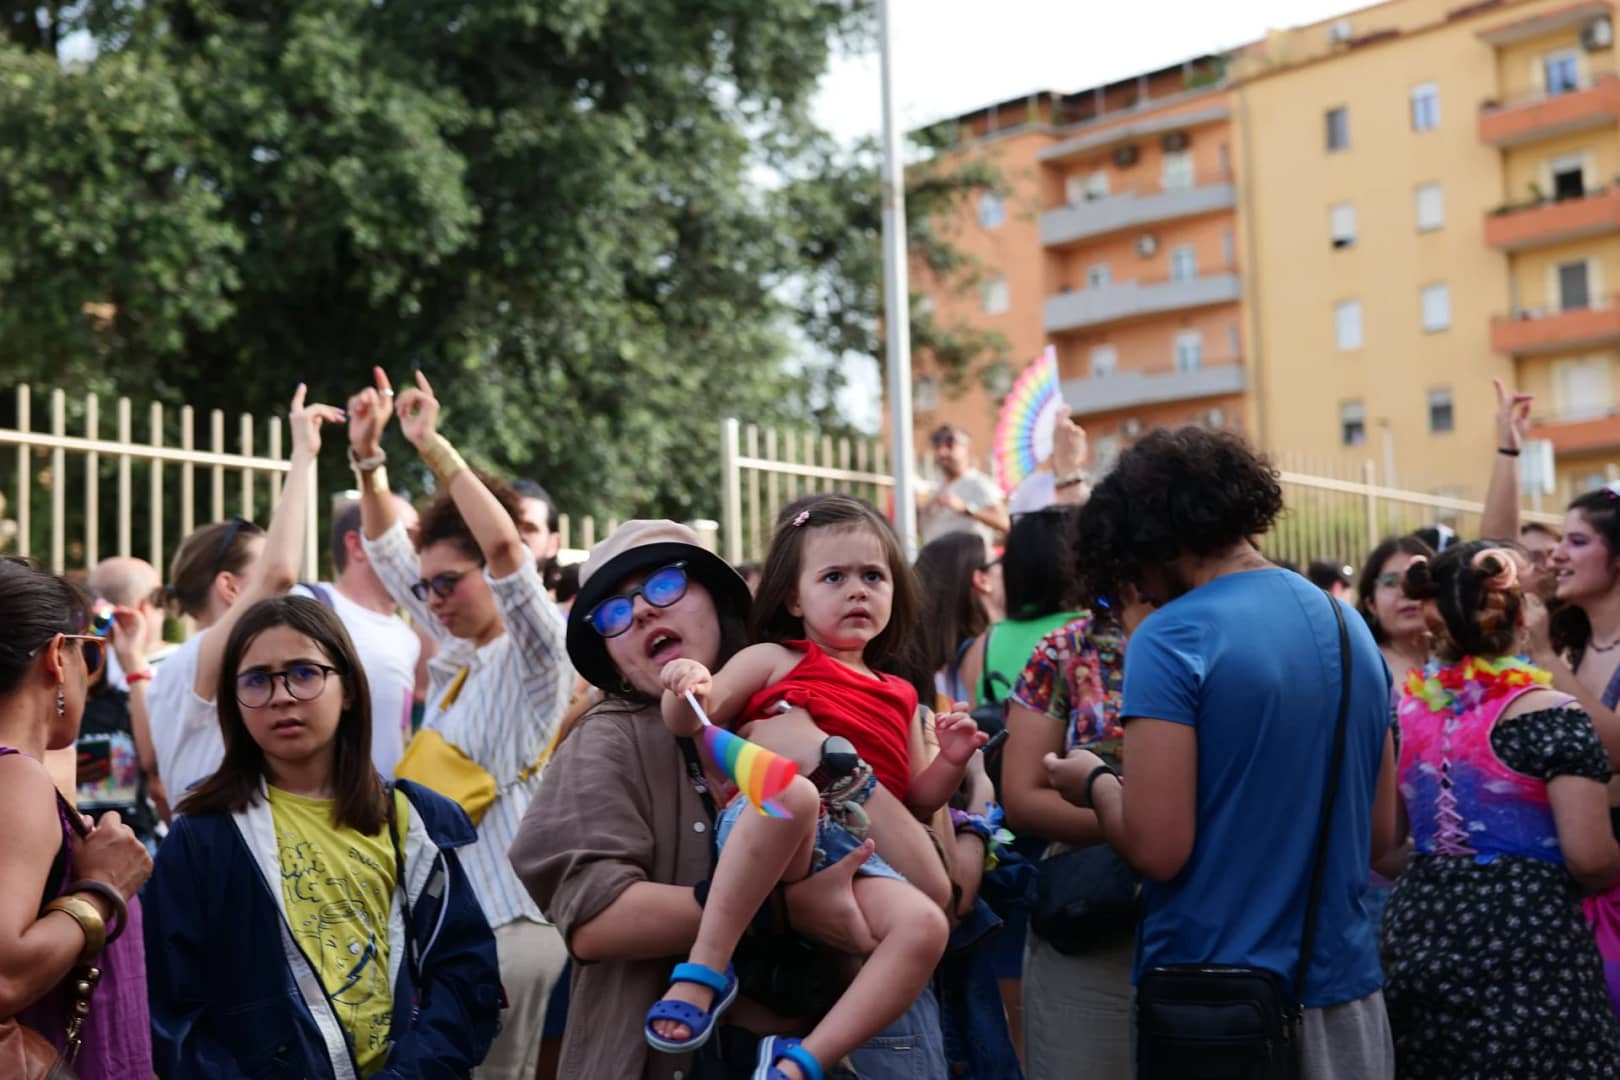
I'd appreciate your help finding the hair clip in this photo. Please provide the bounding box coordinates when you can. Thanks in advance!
[1471,547,1520,592]
[792,510,811,527]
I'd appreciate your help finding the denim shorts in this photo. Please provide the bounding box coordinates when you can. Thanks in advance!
[714,796,906,882]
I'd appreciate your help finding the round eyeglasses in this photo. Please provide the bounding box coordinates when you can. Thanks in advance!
[588,563,689,638]
[235,663,340,708]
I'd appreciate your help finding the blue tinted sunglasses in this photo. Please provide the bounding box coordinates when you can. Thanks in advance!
[588,563,689,638]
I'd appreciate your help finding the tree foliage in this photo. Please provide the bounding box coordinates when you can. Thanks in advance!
[0,0,1002,523]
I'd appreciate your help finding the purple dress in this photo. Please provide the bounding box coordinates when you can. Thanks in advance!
[3,746,152,1080]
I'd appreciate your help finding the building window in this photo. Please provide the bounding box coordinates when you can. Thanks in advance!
[1555,357,1614,419]
[1222,229,1235,267]
[1228,323,1242,357]
[1335,300,1364,351]
[1545,49,1580,96]
[1218,143,1231,177]
[1174,331,1203,373]
[1427,387,1455,433]
[981,361,1014,398]
[1340,400,1366,446]
[1421,284,1451,332]
[1086,263,1112,289]
[1090,345,1118,378]
[1326,106,1350,151]
[1558,261,1591,310]
[1410,82,1440,132]
[981,276,1010,315]
[977,192,1006,230]
[1551,154,1586,200]
[1162,149,1195,191]
[1092,434,1122,474]
[1068,170,1110,205]
[1169,245,1197,282]
[913,376,938,412]
[1416,183,1444,231]
[1330,203,1356,249]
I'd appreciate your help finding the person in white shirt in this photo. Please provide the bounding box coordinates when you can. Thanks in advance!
[293,495,423,778]
[147,385,338,799]
[920,425,1011,546]
[347,366,571,1080]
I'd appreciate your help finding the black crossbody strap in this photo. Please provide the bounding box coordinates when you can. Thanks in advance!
[1292,596,1353,1011]
[676,736,720,873]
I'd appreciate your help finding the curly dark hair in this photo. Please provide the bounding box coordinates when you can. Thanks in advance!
[1401,540,1523,663]
[1071,427,1284,605]
[415,470,526,560]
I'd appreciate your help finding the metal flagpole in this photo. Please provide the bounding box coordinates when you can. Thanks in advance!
[879,0,918,559]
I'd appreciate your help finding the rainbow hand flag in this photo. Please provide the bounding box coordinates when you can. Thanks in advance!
[685,691,796,818]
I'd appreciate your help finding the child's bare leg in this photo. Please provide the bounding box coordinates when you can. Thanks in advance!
[778,877,949,1079]
[651,775,820,1041]
[856,787,953,910]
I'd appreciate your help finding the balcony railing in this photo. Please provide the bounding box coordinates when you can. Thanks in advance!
[1527,410,1620,456]
[1041,173,1236,247]
[1062,361,1246,417]
[1491,294,1620,355]
[1044,269,1242,334]
[1479,71,1620,148]
[1485,185,1620,250]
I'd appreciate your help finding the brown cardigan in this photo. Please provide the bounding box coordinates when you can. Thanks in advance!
[509,699,715,1080]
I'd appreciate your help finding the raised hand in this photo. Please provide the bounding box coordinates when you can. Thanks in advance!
[346,366,395,458]
[394,370,441,450]
[288,383,346,461]
[1052,405,1088,476]
[935,705,990,766]
[1493,377,1534,453]
[660,658,713,702]
[108,605,148,676]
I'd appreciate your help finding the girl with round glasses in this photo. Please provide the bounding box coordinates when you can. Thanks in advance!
[145,596,501,1077]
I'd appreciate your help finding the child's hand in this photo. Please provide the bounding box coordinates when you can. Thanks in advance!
[935,704,989,767]
[660,659,712,702]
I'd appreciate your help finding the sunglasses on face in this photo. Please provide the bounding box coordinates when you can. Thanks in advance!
[235,663,340,709]
[411,569,474,602]
[588,563,689,639]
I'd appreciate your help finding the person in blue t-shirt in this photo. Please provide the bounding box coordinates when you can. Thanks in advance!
[1046,426,1399,1079]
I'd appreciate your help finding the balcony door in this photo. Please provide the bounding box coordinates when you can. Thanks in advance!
[1558,260,1592,311]
[1544,49,1580,96]
[1555,357,1614,420]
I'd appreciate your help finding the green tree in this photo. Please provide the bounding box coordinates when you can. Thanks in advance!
[0,0,1003,526]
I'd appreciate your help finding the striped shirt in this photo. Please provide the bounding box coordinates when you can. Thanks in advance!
[365,521,570,928]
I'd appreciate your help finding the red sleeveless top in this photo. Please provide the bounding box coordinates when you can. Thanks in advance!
[741,640,918,799]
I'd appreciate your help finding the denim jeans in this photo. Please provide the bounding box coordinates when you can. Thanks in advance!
[936,899,1023,1079]
[846,986,949,1079]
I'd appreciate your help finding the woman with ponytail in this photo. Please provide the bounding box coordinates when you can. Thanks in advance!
[1382,541,1620,1077]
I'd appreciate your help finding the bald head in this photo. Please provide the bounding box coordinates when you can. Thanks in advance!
[88,557,160,609]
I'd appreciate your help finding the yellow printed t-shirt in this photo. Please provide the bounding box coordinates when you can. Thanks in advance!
[268,787,408,1077]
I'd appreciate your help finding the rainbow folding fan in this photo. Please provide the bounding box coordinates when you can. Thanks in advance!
[991,346,1064,495]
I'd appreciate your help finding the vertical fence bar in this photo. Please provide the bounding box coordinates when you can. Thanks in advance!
[821,435,835,496]
[855,438,871,512]
[180,407,196,543]
[210,410,225,523]
[721,418,742,564]
[558,515,573,553]
[240,414,255,521]
[268,417,283,506]
[149,403,165,570]
[50,390,65,573]
[746,424,762,562]
[85,393,99,568]
[764,428,780,536]
[117,398,131,557]
[802,432,817,495]
[14,386,30,558]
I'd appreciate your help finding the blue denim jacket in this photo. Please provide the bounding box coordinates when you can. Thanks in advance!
[145,780,502,1079]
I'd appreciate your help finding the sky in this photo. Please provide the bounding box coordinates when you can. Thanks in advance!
[814,0,1363,429]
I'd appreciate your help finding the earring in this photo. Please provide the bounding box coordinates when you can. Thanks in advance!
[56,687,65,717]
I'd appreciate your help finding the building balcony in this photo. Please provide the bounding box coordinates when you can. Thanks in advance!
[1040,176,1235,247]
[1485,186,1620,251]
[1478,72,1620,149]
[1061,362,1246,417]
[1528,410,1620,455]
[1491,296,1620,355]
[1044,270,1242,334]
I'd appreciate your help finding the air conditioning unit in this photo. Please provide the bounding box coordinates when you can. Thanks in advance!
[1122,418,1144,438]
[1162,131,1191,153]
[1135,234,1159,257]
[1583,16,1613,50]
[1327,17,1353,44]
[1113,143,1140,168]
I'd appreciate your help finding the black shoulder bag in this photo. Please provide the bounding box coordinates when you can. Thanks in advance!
[1135,595,1353,1080]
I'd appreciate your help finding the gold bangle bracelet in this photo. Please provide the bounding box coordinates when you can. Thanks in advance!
[421,436,469,484]
[355,464,390,496]
[45,895,107,963]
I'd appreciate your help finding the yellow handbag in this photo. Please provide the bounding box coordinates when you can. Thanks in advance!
[394,729,498,825]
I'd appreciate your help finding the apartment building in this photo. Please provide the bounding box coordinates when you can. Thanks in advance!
[910,57,1245,473]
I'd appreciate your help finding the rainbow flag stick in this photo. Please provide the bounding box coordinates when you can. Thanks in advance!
[685,691,796,818]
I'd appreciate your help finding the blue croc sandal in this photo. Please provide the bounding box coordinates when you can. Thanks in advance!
[644,962,739,1054]
[753,1035,824,1080]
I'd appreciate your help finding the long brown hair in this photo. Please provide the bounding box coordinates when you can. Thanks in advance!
[179,596,386,834]
[167,518,266,618]
[913,532,992,683]
[750,494,920,668]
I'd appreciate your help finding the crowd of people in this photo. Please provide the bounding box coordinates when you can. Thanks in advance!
[6,371,1620,1079]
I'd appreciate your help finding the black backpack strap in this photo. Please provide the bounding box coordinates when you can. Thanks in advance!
[1293,596,1353,1011]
